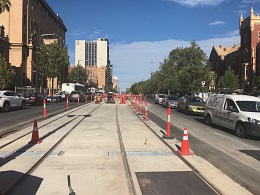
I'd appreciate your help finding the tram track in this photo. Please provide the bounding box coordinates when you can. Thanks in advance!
[0,103,93,150]
[0,102,104,195]
[127,101,223,195]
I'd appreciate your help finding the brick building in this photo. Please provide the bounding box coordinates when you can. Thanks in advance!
[209,7,260,93]
[0,0,67,90]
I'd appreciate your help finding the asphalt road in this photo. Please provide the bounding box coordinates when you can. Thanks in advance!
[0,100,86,136]
[146,98,260,194]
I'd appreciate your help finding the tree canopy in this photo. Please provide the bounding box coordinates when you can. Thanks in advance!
[219,66,239,91]
[67,65,88,84]
[0,57,15,89]
[130,41,212,96]
[0,0,11,13]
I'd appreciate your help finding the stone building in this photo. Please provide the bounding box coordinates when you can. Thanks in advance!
[209,7,260,93]
[0,0,67,90]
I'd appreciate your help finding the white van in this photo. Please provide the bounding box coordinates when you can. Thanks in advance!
[204,94,260,138]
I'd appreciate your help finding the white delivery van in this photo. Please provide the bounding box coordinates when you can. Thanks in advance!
[204,94,260,138]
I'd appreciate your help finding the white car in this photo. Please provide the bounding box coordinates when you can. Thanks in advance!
[0,90,26,112]
[204,94,260,138]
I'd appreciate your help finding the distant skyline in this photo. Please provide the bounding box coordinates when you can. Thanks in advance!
[46,0,260,91]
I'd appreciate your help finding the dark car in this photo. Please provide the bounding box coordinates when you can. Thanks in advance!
[70,91,85,102]
[107,92,115,103]
[24,92,46,106]
[46,95,62,103]
[177,96,205,115]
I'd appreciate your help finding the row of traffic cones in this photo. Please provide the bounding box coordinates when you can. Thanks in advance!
[27,120,192,156]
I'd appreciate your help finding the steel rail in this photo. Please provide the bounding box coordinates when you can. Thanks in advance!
[127,101,223,195]
[3,103,103,194]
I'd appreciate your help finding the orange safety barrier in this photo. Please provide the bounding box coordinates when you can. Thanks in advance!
[178,127,192,155]
[43,98,47,118]
[28,119,42,144]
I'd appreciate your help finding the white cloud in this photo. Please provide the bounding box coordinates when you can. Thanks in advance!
[163,0,226,7]
[209,21,226,26]
[224,30,239,37]
[110,36,240,91]
[87,30,102,39]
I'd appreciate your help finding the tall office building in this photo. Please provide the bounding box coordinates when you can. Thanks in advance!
[0,0,67,89]
[75,38,110,90]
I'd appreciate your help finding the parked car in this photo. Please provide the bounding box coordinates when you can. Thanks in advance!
[155,94,167,104]
[46,95,62,103]
[24,92,46,106]
[107,92,115,103]
[177,96,205,115]
[162,95,179,108]
[70,91,85,102]
[204,94,260,138]
[0,90,26,112]
[55,91,69,101]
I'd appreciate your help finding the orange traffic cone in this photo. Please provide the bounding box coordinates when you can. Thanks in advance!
[28,119,42,144]
[178,127,192,155]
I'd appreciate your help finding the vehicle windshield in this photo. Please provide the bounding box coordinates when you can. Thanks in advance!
[189,97,204,103]
[71,91,79,94]
[159,95,165,98]
[236,101,260,112]
[168,96,178,100]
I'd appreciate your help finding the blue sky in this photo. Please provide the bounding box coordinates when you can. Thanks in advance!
[46,0,260,91]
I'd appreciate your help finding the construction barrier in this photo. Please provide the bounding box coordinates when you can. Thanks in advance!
[28,119,42,144]
[139,95,143,115]
[178,127,192,156]
[43,98,47,118]
[143,101,149,120]
[94,95,100,104]
[162,106,174,139]
[66,96,69,110]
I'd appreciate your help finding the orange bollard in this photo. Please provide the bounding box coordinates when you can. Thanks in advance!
[139,95,143,115]
[43,98,47,118]
[162,106,174,139]
[143,101,149,120]
[178,127,192,155]
[28,119,42,144]
[66,96,69,110]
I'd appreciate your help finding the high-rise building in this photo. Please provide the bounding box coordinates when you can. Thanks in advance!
[0,0,67,89]
[75,38,110,90]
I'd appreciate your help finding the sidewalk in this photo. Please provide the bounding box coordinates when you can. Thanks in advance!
[1,101,251,195]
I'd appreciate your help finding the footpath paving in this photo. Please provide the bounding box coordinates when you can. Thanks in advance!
[0,100,251,195]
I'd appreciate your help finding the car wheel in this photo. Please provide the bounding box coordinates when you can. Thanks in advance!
[3,102,10,112]
[21,101,26,109]
[235,122,247,138]
[205,114,212,126]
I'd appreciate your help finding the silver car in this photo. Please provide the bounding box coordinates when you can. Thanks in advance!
[162,95,179,108]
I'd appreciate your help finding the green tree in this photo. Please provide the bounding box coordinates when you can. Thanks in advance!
[0,57,15,89]
[37,42,70,94]
[67,65,88,83]
[0,0,11,13]
[160,41,211,95]
[219,66,239,90]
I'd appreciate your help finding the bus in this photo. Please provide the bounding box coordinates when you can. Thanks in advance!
[61,83,86,94]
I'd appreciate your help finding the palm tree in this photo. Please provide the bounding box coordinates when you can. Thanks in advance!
[0,0,11,14]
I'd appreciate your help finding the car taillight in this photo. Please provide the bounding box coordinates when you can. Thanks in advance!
[32,96,36,100]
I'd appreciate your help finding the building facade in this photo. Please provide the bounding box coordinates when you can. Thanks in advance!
[209,7,260,93]
[75,38,110,90]
[0,0,67,90]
